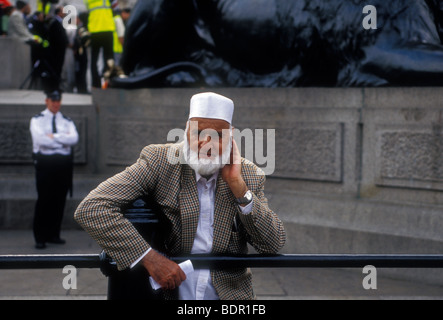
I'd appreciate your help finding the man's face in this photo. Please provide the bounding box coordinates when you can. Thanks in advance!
[121,11,130,21]
[184,117,232,177]
[46,98,61,114]
[186,117,231,161]
[23,4,31,15]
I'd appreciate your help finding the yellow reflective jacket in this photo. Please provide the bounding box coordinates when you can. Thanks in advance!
[84,0,115,33]
[37,0,51,15]
[113,15,123,54]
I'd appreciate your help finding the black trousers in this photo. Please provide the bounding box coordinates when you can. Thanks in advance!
[90,31,114,88]
[75,53,88,93]
[33,154,73,243]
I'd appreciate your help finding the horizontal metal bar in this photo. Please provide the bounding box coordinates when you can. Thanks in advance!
[1,254,443,270]
[0,254,102,269]
[172,254,443,269]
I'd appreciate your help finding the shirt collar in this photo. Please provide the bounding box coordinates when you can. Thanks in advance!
[43,109,59,117]
[195,170,219,184]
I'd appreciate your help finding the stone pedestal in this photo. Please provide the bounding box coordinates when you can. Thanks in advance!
[0,39,32,89]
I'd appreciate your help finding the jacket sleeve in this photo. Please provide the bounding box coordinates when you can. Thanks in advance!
[74,145,159,270]
[9,12,34,42]
[237,161,286,254]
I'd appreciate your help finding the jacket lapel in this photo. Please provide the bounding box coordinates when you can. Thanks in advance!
[179,164,200,254]
[212,174,236,254]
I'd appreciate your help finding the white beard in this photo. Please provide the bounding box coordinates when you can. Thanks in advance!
[183,132,232,177]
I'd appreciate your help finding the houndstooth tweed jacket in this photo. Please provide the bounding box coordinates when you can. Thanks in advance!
[74,143,286,300]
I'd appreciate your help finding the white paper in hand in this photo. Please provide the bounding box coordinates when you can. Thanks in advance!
[149,260,194,291]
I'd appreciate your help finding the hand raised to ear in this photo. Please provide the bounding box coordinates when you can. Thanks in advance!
[222,139,248,202]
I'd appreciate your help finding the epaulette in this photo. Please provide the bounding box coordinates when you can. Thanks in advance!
[33,113,44,118]
[62,114,73,122]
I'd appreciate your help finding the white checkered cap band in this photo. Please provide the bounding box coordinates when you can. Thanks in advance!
[189,92,234,124]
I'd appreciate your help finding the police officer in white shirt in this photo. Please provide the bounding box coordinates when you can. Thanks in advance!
[30,90,79,249]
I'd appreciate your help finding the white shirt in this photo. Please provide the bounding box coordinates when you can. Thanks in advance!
[179,171,219,300]
[30,109,79,156]
[133,170,253,300]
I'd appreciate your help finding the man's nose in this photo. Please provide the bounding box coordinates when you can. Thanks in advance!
[198,134,211,148]
[201,131,214,142]
[200,132,220,151]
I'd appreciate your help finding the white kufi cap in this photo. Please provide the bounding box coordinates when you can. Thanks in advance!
[189,92,234,124]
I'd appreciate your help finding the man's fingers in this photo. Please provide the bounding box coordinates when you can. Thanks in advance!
[172,265,187,288]
[142,250,186,290]
[173,276,181,289]
[227,138,242,166]
[160,265,187,290]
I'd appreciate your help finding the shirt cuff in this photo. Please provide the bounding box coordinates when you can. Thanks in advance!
[238,200,253,215]
[130,248,151,269]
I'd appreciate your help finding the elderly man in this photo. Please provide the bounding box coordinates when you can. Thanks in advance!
[75,92,285,300]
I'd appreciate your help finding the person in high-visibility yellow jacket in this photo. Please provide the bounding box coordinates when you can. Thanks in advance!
[84,0,115,88]
[113,11,125,65]
[36,0,51,16]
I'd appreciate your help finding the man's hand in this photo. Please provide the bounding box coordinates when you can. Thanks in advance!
[141,249,186,291]
[221,139,248,203]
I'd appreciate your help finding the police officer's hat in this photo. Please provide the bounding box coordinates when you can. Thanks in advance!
[46,90,62,101]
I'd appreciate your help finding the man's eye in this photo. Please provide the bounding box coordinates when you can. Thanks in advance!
[191,130,223,139]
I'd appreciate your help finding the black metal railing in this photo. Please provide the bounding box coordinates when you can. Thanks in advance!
[2,253,443,300]
[1,253,443,270]
[3,198,441,299]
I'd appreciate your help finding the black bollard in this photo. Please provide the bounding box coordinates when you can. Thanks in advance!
[100,196,165,300]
